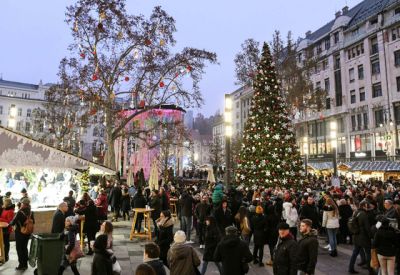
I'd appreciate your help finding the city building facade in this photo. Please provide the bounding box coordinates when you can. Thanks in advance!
[293,0,400,164]
[0,78,102,161]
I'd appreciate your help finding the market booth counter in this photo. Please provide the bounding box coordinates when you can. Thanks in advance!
[0,126,115,234]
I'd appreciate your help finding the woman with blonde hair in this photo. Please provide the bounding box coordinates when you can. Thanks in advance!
[322,197,340,257]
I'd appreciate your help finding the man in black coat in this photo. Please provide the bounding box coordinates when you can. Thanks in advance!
[143,242,167,275]
[296,219,319,275]
[179,190,195,242]
[299,196,320,229]
[51,202,68,234]
[195,195,211,248]
[214,226,252,275]
[348,200,374,274]
[108,183,122,222]
[214,200,233,235]
[63,190,76,217]
[273,222,298,275]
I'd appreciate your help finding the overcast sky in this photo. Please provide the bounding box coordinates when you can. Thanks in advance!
[0,0,363,116]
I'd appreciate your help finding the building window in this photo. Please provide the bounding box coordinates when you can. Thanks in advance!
[395,7,400,15]
[0,106,2,115]
[334,55,340,70]
[371,37,378,55]
[371,59,380,75]
[338,117,345,133]
[334,32,339,44]
[370,17,378,26]
[322,59,328,70]
[316,43,322,54]
[359,87,366,101]
[16,121,22,131]
[26,109,31,117]
[358,65,364,80]
[39,123,44,133]
[363,112,368,129]
[324,36,331,50]
[357,114,362,130]
[375,109,384,127]
[395,50,400,67]
[392,27,400,41]
[25,122,31,132]
[326,98,331,109]
[372,83,382,98]
[349,68,355,83]
[17,108,22,117]
[324,78,330,92]
[397,76,400,92]
[316,81,321,90]
[351,115,356,131]
[350,90,356,104]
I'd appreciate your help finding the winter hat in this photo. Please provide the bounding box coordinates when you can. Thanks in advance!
[255,206,263,214]
[277,222,290,230]
[21,188,27,194]
[21,198,30,205]
[174,230,186,243]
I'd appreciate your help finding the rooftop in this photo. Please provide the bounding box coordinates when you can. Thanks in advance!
[0,79,50,91]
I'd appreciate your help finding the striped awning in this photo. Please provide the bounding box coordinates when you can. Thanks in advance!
[307,162,333,170]
[347,161,400,172]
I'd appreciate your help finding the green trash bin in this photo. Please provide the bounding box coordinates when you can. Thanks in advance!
[29,233,64,275]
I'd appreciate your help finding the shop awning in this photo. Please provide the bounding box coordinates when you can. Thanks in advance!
[307,162,333,170]
[0,126,115,174]
[347,161,400,172]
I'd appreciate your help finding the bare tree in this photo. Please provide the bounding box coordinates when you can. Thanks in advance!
[234,38,261,86]
[209,137,224,171]
[55,0,217,169]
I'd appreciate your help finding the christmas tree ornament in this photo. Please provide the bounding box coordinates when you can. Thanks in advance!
[160,39,166,46]
[80,52,86,59]
[145,39,152,46]
[159,81,165,88]
[117,31,124,40]
[92,74,98,81]
[139,100,145,108]
[125,76,130,82]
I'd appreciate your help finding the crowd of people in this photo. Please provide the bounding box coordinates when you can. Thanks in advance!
[0,175,400,275]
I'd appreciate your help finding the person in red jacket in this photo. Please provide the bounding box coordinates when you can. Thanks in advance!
[95,189,108,221]
[0,198,15,262]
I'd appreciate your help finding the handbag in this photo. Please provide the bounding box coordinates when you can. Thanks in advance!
[69,241,84,263]
[112,259,121,275]
[370,248,379,269]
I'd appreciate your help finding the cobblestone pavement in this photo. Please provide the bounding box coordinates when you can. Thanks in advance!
[0,219,369,275]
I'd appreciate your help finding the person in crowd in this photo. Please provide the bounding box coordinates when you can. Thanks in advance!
[95,189,109,221]
[52,202,68,234]
[195,195,211,248]
[201,216,222,275]
[296,219,319,275]
[132,188,147,232]
[81,200,99,255]
[235,205,251,245]
[322,197,340,257]
[143,242,167,275]
[17,188,29,209]
[10,198,34,270]
[0,198,15,262]
[212,184,224,208]
[299,196,320,229]
[179,189,195,243]
[282,197,299,241]
[150,190,161,239]
[64,190,76,217]
[252,205,267,266]
[59,216,80,275]
[214,225,253,275]
[167,230,201,275]
[156,210,174,266]
[91,234,114,275]
[338,198,353,244]
[135,263,156,275]
[99,221,114,250]
[214,199,233,236]
[265,203,279,266]
[348,200,373,275]
[372,217,398,275]
[160,187,170,211]
[383,199,400,222]
[273,222,298,275]
[108,183,122,222]
[121,186,131,221]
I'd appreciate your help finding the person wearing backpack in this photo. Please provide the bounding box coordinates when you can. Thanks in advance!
[348,200,373,275]
[282,197,299,241]
[10,198,34,271]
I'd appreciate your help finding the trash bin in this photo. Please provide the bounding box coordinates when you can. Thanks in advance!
[29,233,64,275]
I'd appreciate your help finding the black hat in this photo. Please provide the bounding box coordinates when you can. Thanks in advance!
[225,226,238,236]
[21,188,27,194]
[277,222,290,230]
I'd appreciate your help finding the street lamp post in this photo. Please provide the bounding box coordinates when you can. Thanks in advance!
[330,121,338,177]
[224,95,232,186]
[303,136,308,177]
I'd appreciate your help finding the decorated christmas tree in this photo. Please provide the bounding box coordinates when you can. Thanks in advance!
[236,43,304,187]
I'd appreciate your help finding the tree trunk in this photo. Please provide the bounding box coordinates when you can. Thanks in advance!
[104,108,116,170]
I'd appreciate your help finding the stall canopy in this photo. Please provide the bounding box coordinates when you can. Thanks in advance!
[347,161,400,172]
[0,126,115,174]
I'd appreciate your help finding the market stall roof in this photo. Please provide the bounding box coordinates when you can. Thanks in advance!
[308,162,333,170]
[347,161,400,172]
[0,126,115,174]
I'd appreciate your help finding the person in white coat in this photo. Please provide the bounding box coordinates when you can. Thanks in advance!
[322,197,340,257]
[282,198,299,240]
